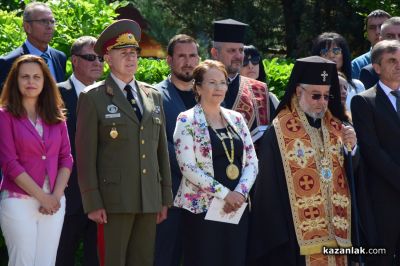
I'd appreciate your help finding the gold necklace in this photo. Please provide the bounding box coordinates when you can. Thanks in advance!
[207,114,239,180]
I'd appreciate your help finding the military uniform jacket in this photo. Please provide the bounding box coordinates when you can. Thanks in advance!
[76,74,173,214]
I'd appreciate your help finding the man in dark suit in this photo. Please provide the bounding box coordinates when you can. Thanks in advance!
[352,39,400,265]
[154,34,199,266]
[56,36,104,266]
[360,17,400,89]
[0,2,66,89]
[76,20,172,266]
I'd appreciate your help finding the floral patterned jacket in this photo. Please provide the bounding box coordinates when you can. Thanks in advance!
[173,104,258,214]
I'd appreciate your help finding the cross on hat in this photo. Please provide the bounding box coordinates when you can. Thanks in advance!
[321,71,328,82]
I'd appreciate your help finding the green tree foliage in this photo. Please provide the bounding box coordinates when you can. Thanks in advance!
[0,0,22,11]
[136,58,170,85]
[130,0,284,59]
[0,9,24,54]
[265,58,294,99]
[132,0,388,59]
[348,0,398,17]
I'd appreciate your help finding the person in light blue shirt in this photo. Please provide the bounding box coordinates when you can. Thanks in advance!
[351,9,391,79]
[0,2,66,90]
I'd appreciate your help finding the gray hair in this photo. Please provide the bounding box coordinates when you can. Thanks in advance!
[212,41,223,52]
[71,36,97,55]
[371,39,400,65]
[23,2,51,21]
[381,17,400,37]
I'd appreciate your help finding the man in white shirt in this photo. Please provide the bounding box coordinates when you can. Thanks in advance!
[56,36,103,266]
[352,39,400,265]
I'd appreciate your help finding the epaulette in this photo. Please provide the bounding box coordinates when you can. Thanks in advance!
[83,80,105,93]
[138,80,157,91]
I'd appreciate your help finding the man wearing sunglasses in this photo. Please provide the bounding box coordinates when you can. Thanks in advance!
[249,56,360,265]
[0,2,66,90]
[211,19,277,147]
[55,36,103,266]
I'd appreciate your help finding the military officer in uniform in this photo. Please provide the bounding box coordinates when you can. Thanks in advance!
[75,19,173,266]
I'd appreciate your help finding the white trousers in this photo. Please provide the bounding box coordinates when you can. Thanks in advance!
[0,196,65,266]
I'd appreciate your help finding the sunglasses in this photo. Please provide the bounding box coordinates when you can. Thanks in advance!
[301,86,333,101]
[75,54,104,62]
[320,47,342,57]
[243,55,261,67]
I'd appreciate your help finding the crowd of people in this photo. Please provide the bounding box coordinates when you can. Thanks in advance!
[0,2,399,266]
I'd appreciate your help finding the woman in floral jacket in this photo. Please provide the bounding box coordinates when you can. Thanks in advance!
[173,60,258,266]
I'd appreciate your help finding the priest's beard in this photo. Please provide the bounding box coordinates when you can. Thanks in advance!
[298,96,327,119]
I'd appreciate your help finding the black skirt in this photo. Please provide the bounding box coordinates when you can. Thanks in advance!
[182,126,248,266]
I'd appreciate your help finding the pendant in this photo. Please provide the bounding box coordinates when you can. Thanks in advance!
[226,164,239,180]
[110,127,118,139]
[320,157,332,182]
[320,167,333,182]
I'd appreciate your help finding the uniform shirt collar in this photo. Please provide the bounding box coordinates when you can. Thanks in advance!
[110,72,137,93]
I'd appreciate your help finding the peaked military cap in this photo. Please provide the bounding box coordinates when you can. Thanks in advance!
[94,19,141,56]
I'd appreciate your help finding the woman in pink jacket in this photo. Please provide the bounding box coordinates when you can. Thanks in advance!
[0,54,73,266]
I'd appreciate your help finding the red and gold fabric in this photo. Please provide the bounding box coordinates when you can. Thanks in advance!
[232,76,269,142]
[273,97,351,266]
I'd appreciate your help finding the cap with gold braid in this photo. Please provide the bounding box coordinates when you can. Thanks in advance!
[94,19,141,56]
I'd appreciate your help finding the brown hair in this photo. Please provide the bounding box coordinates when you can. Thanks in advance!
[192,60,228,102]
[0,54,65,124]
[167,34,199,56]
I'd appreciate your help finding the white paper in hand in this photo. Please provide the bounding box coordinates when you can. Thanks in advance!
[204,197,247,224]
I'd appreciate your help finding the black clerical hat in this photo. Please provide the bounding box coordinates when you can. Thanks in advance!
[213,19,248,43]
[294,56,337,85]
[273,56,347,122]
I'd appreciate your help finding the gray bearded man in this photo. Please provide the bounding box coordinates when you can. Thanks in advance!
[248,56,360,266]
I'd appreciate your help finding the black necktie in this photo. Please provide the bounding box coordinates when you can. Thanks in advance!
[390,90,400,119]
[41,52,50,66]
[124,84,142,121]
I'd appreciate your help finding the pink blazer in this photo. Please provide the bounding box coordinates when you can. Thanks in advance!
[0,108,73,195]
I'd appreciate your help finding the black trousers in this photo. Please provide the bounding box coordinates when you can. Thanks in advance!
[154,207,183,266]
[182,208,249,266]
[56,214,98,266]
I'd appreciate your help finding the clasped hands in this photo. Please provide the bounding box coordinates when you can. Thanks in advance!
[38,193,62,215]
[223,191,245,214]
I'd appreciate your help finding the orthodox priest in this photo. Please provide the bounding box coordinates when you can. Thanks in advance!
[210,19,278,144]
[248,56,359,266]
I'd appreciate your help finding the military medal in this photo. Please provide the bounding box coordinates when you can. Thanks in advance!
[110,127,118,139]
[226,163,239,180]
[207,114,240,181]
